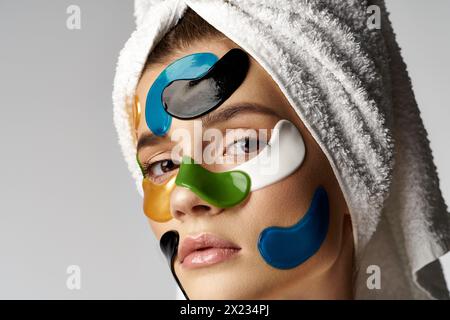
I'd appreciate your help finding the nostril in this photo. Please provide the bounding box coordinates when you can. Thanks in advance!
[174,210,185,219]
[192,205,211,214]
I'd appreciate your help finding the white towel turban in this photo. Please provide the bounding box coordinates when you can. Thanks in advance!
[113,0,450,299]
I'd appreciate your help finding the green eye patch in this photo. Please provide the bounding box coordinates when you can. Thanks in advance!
[175,156,251,208]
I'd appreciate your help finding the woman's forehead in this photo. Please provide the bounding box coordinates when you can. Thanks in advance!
[137,39,241,95]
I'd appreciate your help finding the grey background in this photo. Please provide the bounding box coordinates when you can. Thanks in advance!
[0,0,448,299]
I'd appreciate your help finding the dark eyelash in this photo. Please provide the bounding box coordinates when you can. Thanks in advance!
[136,154,152,178]
[140,162,151,178]
[226,136,265,150]
[138,158,179,180]
[137,136,265,177]
[230,136,250,146]
[136,155,146,177]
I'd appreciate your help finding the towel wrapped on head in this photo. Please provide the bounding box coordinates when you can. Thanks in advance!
[113,0,450,299]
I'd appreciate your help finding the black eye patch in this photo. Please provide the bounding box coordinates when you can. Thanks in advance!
[162,48,249,119]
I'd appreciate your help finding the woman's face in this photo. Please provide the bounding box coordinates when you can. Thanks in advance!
[135,38,353,299]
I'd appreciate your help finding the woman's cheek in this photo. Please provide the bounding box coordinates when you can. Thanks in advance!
[253,168,317,223]
[149,220,173,240]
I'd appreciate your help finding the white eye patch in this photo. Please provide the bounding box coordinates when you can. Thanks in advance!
[234,119,306,191]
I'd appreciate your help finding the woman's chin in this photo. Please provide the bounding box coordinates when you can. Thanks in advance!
[179,261,269,299]
[186,284,264,300]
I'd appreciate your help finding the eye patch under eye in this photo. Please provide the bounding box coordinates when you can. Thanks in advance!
[233,119,305,191]
[145,48,249,136]
[175,156,251,208]
[142,175,176,222]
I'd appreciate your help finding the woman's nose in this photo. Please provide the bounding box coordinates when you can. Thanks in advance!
[170,186,224,221]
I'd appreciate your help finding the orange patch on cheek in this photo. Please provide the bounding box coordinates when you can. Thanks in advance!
[142,175,176,222]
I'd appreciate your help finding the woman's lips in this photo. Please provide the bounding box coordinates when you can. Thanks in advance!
[178,233,241,269]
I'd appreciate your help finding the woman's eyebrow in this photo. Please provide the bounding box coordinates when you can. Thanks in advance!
[137,102,277,153]
[201,102,279,128]
[137,132,165,154]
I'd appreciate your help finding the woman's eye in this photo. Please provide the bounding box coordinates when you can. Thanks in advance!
[148,159,179,179]
[226,137,267,156]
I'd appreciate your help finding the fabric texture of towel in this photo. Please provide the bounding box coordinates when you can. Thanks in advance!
[112,0,450,299]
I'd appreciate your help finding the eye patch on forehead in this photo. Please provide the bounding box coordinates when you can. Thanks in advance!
[163,48,249,119]
[145,48,249,136]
